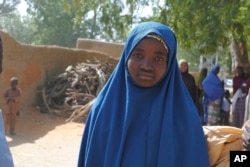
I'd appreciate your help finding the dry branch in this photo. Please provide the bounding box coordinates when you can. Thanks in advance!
[36,60,115,123]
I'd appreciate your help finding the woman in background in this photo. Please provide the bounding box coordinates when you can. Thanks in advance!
[196,67,208,123]
[202,65,224,125]
[179,59,197,104]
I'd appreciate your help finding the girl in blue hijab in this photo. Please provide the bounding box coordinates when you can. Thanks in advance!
[78,22,210,167]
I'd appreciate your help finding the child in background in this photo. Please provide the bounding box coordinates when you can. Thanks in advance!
[220,89,232,125]
[3,77,21,135]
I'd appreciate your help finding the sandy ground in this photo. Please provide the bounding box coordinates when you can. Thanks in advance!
[6,107,85,167]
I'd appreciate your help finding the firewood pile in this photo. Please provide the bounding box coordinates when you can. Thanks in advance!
[37,60,116,123]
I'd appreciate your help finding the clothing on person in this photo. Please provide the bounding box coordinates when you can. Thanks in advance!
[207,99,222,126]
[244,87,250,122]
[202,65,224,125]
[232,83,247,128]
[196,67,208,120]
[179,59,197,104]
[219,89,231,125]
[0,110,14,167]
[77,22,210,167]
[3,77,22,135]
[233,66,248,95]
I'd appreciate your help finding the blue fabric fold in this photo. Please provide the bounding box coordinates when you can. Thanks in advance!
[78,22,210,167]
[202,65,224,103]
[0,110,14,167]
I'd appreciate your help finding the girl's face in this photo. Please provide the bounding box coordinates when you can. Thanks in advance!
[127,37,168,87]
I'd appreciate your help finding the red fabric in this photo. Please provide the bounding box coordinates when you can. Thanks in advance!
[233,76,247,94]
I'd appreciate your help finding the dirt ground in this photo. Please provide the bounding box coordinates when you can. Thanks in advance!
[5,106,85,167]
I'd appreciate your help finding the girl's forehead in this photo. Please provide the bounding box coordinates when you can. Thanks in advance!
[146,34,168,53]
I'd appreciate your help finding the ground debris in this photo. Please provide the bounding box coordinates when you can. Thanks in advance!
[36,60,116,123]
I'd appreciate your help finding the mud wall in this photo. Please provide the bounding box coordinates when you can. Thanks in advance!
[76,38,124,58]
[0,31,118,110]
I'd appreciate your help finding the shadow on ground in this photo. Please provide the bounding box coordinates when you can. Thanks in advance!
[6,106,68,147]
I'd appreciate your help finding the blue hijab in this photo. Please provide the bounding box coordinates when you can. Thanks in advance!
[202,65,224,103]
[78,22,209,167]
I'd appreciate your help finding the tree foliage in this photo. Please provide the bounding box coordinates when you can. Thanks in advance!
[0,0,20,16]
[0,12,34,44]
[1,0,250,73]
[144,0,250,72]
[23,0,144,46]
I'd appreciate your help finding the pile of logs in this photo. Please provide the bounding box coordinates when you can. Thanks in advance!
[37,60,116,123]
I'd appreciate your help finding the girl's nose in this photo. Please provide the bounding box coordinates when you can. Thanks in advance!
[140,58,153,70]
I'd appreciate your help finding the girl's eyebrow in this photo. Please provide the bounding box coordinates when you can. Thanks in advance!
[133,48,143,52]
[155,51,167,56]
[133,48,167,56]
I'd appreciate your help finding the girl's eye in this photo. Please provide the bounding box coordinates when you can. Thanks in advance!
[133,53,142,59]
[155,57,163,61]
[155,56,166,62]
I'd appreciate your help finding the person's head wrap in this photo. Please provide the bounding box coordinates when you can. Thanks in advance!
[202,64,224,102]
[178,59,187,65]
[10,77,18,83]
[178,59,189,73]
[211,64,220,75]
[197,67,208,85]
[146,33,168,52]
[78,22,209,167]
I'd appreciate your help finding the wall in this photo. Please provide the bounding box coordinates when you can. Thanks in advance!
[0,31,118,109]
[76,38,124,58]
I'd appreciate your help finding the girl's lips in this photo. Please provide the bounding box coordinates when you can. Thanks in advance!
[137,72,154,80]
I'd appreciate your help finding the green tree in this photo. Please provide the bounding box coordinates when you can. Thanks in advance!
[0,12,35,44]
[0,0,20,16]
[25,0,81,47]
[148,0,250,73]
[24,0,152,46]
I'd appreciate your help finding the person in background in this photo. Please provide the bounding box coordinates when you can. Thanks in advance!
[219,89,232,125]
[196,67,208,122]
[3,77,22,135]
[77,22,210,167]
[0,35,14,166]
[233,66,248,95]
[232,83,248,128]
[202,65,224,125]
[179,59,197,104]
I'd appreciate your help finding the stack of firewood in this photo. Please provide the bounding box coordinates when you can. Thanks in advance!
[37,60,116,123]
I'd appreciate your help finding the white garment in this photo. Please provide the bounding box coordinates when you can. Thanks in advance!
[232,88,246,112]
[221,97,230,112]
[0,110,14,167]
[245,88,250,122]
